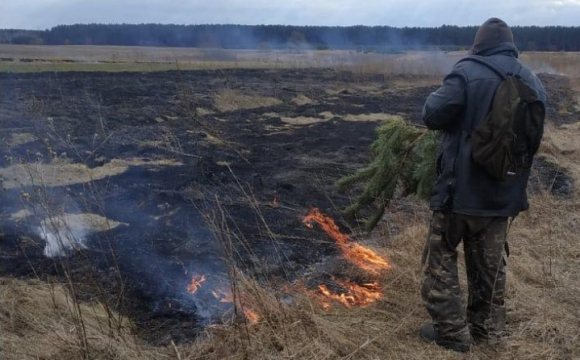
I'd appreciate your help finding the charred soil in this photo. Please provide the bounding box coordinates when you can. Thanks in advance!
[0,69,575,344]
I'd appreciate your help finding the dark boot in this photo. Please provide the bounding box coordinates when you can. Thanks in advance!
[470,327,505,346]
[420,323,472,353]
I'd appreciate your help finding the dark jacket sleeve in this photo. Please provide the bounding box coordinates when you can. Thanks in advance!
[422,69,467,130]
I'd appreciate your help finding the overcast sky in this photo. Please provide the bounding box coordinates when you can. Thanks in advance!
[1,0,579,30]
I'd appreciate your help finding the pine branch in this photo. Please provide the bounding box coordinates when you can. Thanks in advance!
[336,119,440,232]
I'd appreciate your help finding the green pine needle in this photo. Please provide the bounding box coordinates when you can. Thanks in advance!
[336,119,440,232]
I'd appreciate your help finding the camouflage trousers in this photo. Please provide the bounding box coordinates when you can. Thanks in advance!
[421,211,509,343]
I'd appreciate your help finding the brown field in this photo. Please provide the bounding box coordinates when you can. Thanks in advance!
[1,44,579,78]
[0,46,579,360]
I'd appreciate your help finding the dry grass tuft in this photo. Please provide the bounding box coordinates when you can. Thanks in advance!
[292,94,314,106]
[521,52,580,79]
[195,107,215,116]
[7,132,37,147]
[0,158,182,189]
[280,116,327,125]
[0,278,155,360]
[344,113,405,122]
[214,90,282,113]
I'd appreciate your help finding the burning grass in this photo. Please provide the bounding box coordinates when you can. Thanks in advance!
[303,208,390,275]
[315,279,383,309]
[5,182,578,360]
[2,197,580,359]
[1,64,579,359]
[186,274,207,295]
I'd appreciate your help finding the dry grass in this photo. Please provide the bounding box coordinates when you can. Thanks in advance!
[214,89,282,112]
[0,158,182,189]
[0,278,154,360]
[1,44,578,79]
[344,113,405,122]
[265,112,404,126]
[521,52,580,78]
[2,120,580,359]
[175,186,580,359]
[6,133,37,147]
[292,94,315,106]
[1,47,580,359]
[280,116,328,125]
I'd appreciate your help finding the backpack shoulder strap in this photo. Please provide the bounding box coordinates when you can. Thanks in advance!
[457,55,509,80]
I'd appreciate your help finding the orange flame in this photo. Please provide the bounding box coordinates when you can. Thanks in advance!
[242,307,261,324]
[303,208,390,275]
[212,287,260,324]
[212,289,234,303]
[187,274,206,295]
[316,279,383,309]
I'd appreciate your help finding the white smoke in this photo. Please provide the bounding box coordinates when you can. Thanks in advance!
[530,65,566,76]
[36,213,128,258]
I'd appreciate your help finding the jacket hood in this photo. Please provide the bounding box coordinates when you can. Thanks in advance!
[474,42,519,58]
[471,18,518,57]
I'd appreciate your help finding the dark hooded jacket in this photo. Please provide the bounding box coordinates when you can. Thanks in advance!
[422,20,547,217]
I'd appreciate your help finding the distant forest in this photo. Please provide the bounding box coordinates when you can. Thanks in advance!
[1,24,579,51]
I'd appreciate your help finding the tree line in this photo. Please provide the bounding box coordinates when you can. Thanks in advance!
[1,24,579,51]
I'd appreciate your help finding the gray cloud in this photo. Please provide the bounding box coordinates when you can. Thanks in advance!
[1,0,579,29]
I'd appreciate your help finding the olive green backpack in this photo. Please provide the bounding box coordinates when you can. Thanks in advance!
[461,55,545,181]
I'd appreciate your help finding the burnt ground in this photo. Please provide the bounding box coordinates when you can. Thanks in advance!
[0,69,576,343]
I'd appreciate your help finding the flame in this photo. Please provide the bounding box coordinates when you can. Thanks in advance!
[187,274,206,295]
[316,279,383,309]
[212,288,234,303]
[342,243,391,275]
[212,287,260,324]
[242,307,261,324]
[303,208,390,275]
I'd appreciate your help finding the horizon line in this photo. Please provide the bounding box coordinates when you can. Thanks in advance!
[4,22,579,32]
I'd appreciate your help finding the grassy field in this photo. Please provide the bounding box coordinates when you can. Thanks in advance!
[1,44,578,77]
[0,44,362,72]
[1,45,579,360]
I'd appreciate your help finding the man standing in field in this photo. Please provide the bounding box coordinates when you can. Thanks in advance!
[419,18,547,352]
